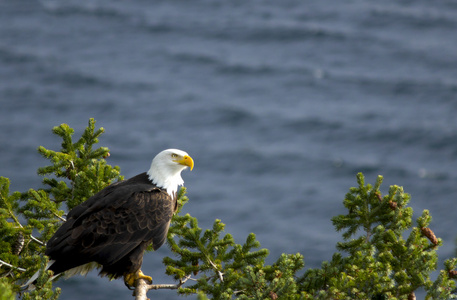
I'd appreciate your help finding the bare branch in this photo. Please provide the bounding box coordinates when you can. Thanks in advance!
[52,211,67,222]
[30,235,46,246]
[207,257,224,282]
[133,275,193,300]
[0,259,26,272]
[14,226,46,246]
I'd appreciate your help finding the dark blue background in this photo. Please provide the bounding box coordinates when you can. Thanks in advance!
[1,1,457,299]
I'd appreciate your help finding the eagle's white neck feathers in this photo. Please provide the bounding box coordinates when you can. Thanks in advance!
[147,149,192,196]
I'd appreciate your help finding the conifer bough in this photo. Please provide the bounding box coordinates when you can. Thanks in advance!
[1,119,456,299]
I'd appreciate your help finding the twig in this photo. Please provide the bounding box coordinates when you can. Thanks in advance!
[133,275,192,300]
[0,259,26,272]
[12,223,46,247]
[52,211,67,222]
[30,235,46,246]
[207,258,224,282]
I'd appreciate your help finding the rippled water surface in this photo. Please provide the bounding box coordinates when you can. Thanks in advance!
[1,1,457,299]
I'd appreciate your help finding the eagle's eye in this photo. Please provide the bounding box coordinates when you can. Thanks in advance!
[171,153,178,159]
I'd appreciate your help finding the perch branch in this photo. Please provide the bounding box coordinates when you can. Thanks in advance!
[133,275,192,300]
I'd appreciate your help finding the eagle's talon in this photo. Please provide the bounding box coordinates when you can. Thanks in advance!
[124,269,153,289]
[138,270,153,284]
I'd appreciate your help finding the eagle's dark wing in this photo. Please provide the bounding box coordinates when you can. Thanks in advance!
[46,179,175,276]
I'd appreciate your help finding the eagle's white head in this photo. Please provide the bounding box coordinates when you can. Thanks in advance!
[147,149,194,196]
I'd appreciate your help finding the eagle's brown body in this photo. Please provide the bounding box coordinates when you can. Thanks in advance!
[22,149,193,290]
[45,172,178,279]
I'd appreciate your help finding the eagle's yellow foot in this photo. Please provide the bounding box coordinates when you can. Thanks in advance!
[124,270,152,290]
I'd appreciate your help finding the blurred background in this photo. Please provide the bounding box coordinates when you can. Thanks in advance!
[1,1,457,299]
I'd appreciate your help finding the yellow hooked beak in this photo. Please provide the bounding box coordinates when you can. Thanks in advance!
[177,155,194,171]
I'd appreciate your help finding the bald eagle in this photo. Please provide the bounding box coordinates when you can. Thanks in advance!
[24,149,194,289]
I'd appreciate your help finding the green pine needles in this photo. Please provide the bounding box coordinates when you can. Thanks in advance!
[165,174,457,299]
[0,119,122,299]
[300,174,457,299]
[1,119,456,299]
[165,188,303,299]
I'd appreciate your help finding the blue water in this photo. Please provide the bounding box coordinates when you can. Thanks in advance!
[1,1,457,299]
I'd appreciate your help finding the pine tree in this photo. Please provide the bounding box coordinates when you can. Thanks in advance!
[1,119,456,299]
[159,174,457,299]
[299,173,457,299]
[0,119,122,299]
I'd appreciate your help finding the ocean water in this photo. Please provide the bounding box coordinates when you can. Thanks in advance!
[1,1,457,299]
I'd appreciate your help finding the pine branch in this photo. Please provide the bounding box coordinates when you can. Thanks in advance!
[3,119,457,299]
[51,211,67,222]
[0,259,26,272]
[133,275,193,300]
[0,119,121,299]
[30,235,46,246]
